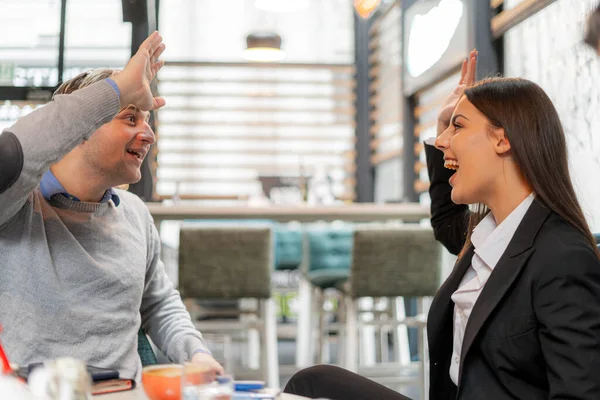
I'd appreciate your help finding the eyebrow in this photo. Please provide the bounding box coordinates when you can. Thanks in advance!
[120,105,151,122]
[451,114,469,124]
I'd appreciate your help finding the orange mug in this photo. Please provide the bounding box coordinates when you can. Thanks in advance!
[142,363,212,400]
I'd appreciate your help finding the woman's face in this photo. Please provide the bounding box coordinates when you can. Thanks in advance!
[434,97,506,205]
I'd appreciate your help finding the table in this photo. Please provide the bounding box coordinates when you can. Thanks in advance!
[146,202,430,231]
[98,388,309,400]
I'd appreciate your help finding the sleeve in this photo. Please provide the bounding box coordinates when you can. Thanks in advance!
[0,80,119,228]
[535,245,600,399]
[424,142,469,255]
[140,212,211,363]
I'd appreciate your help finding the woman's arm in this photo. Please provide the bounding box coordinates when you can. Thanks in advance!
[424,143,469,255]
[535,243,600,399]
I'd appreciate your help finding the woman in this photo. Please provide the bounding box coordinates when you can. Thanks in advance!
[284,51,600,399]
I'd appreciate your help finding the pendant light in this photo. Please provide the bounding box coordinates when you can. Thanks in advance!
[243,32,286,62]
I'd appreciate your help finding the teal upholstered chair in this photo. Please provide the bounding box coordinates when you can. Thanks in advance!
[138,328,157,366]
[302,224,353,364]
[304,225,353,289]
[274,224,303,271]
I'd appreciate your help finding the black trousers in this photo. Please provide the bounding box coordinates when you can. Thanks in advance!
[284,365,413,400]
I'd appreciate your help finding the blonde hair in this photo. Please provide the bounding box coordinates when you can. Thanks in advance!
[52,69,121,99]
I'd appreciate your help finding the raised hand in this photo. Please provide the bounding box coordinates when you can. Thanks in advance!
[112,31,166,111]
[437,49,477,136]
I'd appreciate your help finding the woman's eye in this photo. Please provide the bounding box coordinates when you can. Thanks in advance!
[127,116,135,123]
[453,123,461,130]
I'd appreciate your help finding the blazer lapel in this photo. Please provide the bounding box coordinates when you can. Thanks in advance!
[428,246,474,354]
[457,199,551,384]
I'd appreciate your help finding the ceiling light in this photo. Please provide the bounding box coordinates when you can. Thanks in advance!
[354,0,381,19]
[243,32,286,62]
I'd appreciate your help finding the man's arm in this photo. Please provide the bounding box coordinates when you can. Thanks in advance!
[424,142,469,255]
[535,244,600,399]
[140,213,217,366]
[0,82,119,227]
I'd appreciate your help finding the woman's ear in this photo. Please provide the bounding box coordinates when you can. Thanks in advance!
[491,127,511,155]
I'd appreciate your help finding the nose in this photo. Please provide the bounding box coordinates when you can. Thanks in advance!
[434,125,452,151]
[137,121,155,145]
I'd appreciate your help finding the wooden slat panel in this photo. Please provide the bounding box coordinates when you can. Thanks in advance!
[369,65,380,79]
[369,133,400,150]
[491,0,557,38]
[369,123,380,136]
[368,52,379,66]
[157,161,353,170]
[414,161,427,174]
[371,148,403,165]
[159,77,354,87]
[164,61,355,73]
[158,176,356,187]
[157,194,249,201]
[414,142,424,156]
[159,134,354,142]
[160,92,356,101]
[160,147,352,155]
[414,120,438,137]
[161,106,355,115]
[158,120,354,128]
[414,180,430,193]
[369,36,380,51]
[414,95,447,118]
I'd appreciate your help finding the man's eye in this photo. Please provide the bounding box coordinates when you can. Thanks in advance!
[127,116,135,123]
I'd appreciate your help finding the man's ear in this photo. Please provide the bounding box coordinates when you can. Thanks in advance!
[491,127,511,155]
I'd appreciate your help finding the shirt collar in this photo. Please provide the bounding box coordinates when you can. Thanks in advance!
[40,170,120,207]
[471,193,535,269]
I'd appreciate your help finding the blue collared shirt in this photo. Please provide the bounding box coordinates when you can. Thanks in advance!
[40,169,120,207]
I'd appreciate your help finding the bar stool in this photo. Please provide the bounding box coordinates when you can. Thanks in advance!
[301,223,353,365]
[178,223,279,388]
[342,225,442,398]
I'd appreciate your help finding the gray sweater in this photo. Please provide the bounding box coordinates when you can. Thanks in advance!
[0,81,208,381]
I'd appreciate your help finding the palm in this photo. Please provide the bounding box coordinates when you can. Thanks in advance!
[115,31,166,111]
[437,50,477,132]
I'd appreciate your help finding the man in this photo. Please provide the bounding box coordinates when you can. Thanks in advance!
[0,32,223,381]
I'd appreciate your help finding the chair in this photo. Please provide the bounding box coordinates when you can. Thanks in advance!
[137,328,157,366]
[178,223,279,388]
[300,224,353,365]
[342,225,442,398]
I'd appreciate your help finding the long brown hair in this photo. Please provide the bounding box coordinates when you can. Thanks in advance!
[458,77,600,259]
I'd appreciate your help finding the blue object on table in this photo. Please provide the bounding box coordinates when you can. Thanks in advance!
[234,380,266,391]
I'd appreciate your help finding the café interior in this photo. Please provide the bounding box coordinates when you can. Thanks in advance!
[1,0,600,399]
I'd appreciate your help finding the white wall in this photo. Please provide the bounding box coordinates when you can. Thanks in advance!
[504,0,600,232]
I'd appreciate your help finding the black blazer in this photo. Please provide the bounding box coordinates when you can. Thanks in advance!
[424,144,600,400]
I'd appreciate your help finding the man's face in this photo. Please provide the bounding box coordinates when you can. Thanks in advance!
[80,105,154,187]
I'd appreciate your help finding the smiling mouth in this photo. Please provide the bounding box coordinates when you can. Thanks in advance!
[444,159,459,170]
[126,150,144,160]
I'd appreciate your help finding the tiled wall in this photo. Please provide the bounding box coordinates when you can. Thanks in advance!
[504,0,600,232]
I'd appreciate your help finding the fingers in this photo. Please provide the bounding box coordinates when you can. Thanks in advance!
[140,31,162,57]
[152,60,165,76]
[152,43,166,63]
[464,49,478,86]
[459,58,468,84]
[152,96,166,110]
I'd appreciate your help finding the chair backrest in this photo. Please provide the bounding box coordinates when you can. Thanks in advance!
[349,225,442,298]
[274,224,303,271]
[179,224,273,299]
[137,328,157,366]
[305,225,353,273]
